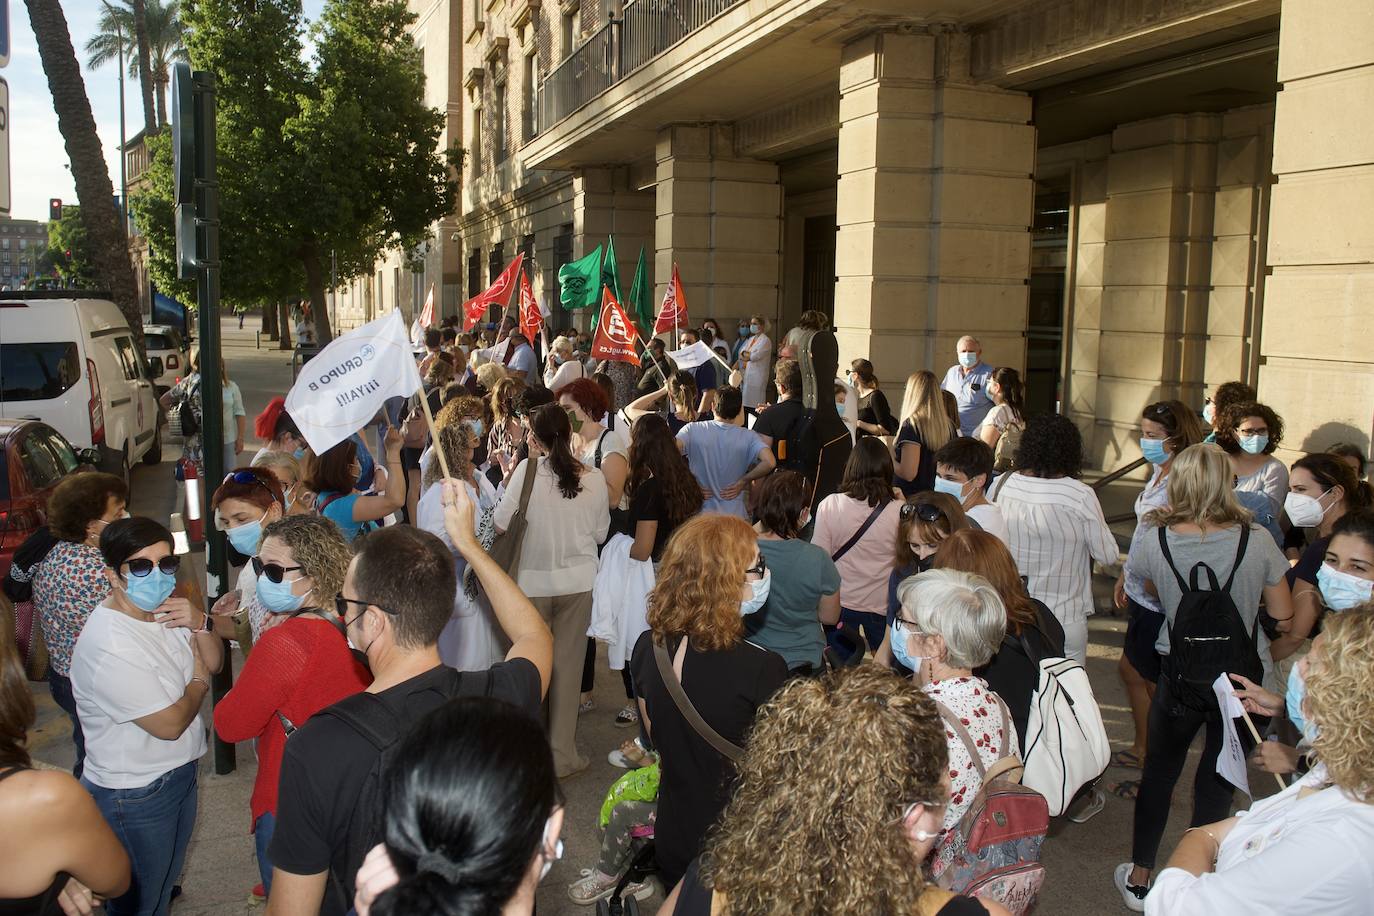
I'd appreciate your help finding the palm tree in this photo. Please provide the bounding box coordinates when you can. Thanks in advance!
[25,0,144,348]
[86,0,188,130]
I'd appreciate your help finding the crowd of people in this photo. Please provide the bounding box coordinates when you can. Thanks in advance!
[3,310,1373,916]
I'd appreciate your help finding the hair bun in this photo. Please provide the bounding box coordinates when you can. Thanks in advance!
[373,866,491,916]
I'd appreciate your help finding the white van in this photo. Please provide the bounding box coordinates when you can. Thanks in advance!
[0,291,162,479]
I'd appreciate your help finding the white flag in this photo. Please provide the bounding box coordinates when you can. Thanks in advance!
[668,340,716,370]
[286,311,423,455]
[1212,673,1251,797]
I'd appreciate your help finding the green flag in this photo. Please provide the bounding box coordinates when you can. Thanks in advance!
[627,246,653,335]
[592,236,624,330]
[558,245,602,311]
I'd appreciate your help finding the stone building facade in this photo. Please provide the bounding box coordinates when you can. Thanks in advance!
[352,0,1374,471]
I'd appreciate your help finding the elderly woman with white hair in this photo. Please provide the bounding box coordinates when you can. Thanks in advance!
[891,568,1015,875]
[544,335,588,390]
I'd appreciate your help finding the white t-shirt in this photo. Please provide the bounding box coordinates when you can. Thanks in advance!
[70,605,206,789]
[966,502,1011,547]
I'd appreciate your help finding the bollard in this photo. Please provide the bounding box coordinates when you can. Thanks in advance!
[183,460,204,543]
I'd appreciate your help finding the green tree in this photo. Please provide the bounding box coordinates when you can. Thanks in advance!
[140,0,457,343]
[86,0,188,129]
[25,0,144,348]
[45,205,99,286]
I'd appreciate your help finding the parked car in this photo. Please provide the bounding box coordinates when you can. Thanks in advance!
[0,291,163,479]
[0,419,97,580]
[143,323,191,395]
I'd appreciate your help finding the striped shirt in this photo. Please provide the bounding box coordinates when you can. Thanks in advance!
[993,473,1118,625]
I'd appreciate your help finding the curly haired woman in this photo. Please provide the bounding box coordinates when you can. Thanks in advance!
[1140,606,1374,914]
[660,665,1011,915]
[628,513,788,891]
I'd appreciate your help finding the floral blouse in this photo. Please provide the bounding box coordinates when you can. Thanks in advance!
[32,540,111,676]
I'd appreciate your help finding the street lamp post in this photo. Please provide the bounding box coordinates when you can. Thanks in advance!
[101,1,128,236]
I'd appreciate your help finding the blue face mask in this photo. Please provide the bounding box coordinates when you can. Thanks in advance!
[1287,661,1319,744]
[1202,403,1216,425]
[224,511,266,556]
[933,475,967,503]
[257,573,309,614]
[1140,437,1170,467]
[749,323,761,335]
[958,352,978,369]
[1316,563,1374,611]
[738,324,751,337]
[890,622,919,671]
[293,447,306,460]
[1238,433,1269,455]
[466,418,485,439]
[740,570,770,616]
[124,568,177,612]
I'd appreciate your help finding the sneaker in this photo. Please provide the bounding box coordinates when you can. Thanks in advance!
[1066,787,1106,824]
[1113,862,1149,912]
[614,704,639,727]
[251,883,266,899]
[579,698,595,714]
[567,869,653,906]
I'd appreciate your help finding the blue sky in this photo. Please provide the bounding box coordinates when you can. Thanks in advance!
[10,0,324,223]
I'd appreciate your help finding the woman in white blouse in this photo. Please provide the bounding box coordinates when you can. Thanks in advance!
[735,315,773,409]
[494,404,609,778]
[544,335,588,391]
[1141,606,1374,915]
[992,413,1117,665]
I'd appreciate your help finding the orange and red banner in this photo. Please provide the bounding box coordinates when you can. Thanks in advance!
[654,263,689,333]
[591,287,641,366]
[463,253,525,331]
[518,269,542,342]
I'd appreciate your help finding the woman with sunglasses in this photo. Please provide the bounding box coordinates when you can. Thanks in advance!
[214,515,370,900]
[659,666,1011,916]
[628,513,788,892]
[68,517,225,916]
[872,493,971,675]
[208,468,287,648]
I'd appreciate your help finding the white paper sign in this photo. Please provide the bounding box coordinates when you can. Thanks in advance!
[667,340,716,371]
[285,310,423,455]
[1213,673,1251,797]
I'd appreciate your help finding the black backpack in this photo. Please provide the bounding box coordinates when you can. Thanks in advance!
[779,405,820,477]
[1158,525,1262,712]
[319,667,495,908]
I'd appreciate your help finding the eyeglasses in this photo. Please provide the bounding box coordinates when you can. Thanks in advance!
[334,594,398,619]
[900,502,944,523]
[126,556,180,577]
[252,556,303,584]
[745,554,768,577]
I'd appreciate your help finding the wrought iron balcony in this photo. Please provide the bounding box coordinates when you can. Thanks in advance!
[537,0,743,132]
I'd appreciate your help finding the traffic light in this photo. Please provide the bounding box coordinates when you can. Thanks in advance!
[49,198,62,221]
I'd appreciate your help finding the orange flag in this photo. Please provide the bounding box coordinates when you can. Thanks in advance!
[590,287,641,366]
[518,269,542,342]
[654,263,689,333]
[462,253,525,331]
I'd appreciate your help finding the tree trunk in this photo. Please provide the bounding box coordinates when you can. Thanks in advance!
[130,0,156,136]
[25,0,143,352]
[301,244,334,344]
[155,74,168,130]
[262,299,279,340]
[277,301,293,350]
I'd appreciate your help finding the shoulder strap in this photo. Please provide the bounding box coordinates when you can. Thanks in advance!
[1222,524,1251,594]
[1156,526,1189,592]
[0,766,30,785]
[934,699,987,779]
[319,692,402,751]
[518,455,539,509]
[594,429,610,469]
[831,499,890,563]
[652,642,743,762]
[318,491,348,513]
[989,470,1012,501]
[935,693,1014,782]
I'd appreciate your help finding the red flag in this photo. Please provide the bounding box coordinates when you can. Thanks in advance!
[518,269,542,342]
[419,283,436,328]
[591,287,641,366]
[654,263,689,333]
[462,253,525,331]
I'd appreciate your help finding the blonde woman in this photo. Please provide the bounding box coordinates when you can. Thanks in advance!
[660,665,1011,916]
[543,335,587,390]
[895,370,957,496]
[625,370,702,434]
[1142,607,1374,914]
[1116,443,1293,910]
[252,451,312,516]
[735,315,772,408]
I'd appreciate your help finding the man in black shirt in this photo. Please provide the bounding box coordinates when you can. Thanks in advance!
[752,358,806,461]
[266,482,553,916]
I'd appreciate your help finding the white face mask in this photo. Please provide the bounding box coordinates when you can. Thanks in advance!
[1284,489,1333,529]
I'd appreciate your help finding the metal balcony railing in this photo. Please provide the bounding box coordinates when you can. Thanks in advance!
[538,0,744,131]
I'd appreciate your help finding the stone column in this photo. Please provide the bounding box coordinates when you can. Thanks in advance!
[833,28,1034,389]
[1063,143,1109,455]
[1092,113,1219,465]
[1260,0,1374,462]
[655,124,782,327]
[572,166,655,327]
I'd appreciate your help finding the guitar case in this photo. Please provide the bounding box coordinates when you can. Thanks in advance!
[794,328,851,512]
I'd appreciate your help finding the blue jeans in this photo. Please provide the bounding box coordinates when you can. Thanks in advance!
[838,608,886,651]
[84,761,199,916]
[47,668,86,780]
[255,811,276,895]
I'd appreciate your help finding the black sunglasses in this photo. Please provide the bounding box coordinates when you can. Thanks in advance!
[126,556,180,577]
[335,594,398,619]
[252,556,303,584]
[745,554,768,577]
[900,502,944,523]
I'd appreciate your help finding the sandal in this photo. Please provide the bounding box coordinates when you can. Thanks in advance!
[1109,779,1141,800]
[1110,748,1144,769]
[608,737,657,769]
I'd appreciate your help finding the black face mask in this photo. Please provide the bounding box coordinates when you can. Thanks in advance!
[915,555,935,574]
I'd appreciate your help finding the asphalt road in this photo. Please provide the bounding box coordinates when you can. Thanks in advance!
[25,313,1269,915]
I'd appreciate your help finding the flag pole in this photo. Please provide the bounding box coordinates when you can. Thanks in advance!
[1236,707,1287,791]
[633,329,671,389]
[415,384,453,481]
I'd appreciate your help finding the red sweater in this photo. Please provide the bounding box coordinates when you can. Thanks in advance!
[213,616,371,826]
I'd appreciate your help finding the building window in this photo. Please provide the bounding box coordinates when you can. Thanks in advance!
[18,239,26,251]
[2,239,9,250]
[468,249,482,298]
[489,242,505,283]
[494,80,508,162]
[471,0,483,29]
[562,9,577,59]
[471,107,483,177]
[523,53,538,141]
